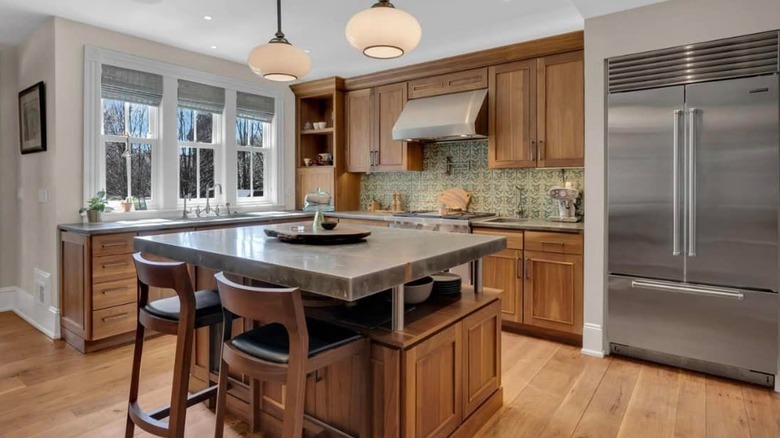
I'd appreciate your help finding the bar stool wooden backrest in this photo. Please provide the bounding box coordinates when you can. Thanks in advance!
[213,272,309,438]
[128,253,201,438]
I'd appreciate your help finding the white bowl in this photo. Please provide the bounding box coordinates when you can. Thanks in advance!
[404,276,433,304]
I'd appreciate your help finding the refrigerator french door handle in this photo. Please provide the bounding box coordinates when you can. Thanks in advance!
[673,110,683,256]
[688,108,699,257]
[631,279,744,300]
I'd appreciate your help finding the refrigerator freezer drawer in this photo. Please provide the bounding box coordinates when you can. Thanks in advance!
[608,275,778,374]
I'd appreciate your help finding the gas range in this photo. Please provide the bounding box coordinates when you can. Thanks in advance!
[392,210,496,220]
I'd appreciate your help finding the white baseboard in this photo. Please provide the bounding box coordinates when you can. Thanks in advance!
[0,286,60,339]
[581,322,606,358]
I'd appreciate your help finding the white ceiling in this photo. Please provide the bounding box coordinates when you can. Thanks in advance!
[0,0,668,80]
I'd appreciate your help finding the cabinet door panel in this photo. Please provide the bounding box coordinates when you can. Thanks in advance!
[523,250,583,334]
[481,250,521,323]
[296,167,334,209]
[375,83,406,169]
[489,60,537,168]
[404,323,463,438]
[346,89,373,173]
[462,301,501,417]
[537,51,584,167]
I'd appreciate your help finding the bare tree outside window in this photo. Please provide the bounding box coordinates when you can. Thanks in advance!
[178,108,218,199]
[102,99,155,202]
[236,117,266,199]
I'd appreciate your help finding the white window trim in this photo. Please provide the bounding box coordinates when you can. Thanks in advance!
[235,117,273,205]
[176,110,223,202]
[83,45,287,217]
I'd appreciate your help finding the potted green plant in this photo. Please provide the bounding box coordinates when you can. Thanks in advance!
[79,190,113,223]
[120,196,134,213]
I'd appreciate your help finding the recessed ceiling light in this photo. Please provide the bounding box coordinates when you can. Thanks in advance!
[203,15,213,21]
[211,45,217,50]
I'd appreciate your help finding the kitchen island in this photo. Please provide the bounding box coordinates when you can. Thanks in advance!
[135,223,506,437]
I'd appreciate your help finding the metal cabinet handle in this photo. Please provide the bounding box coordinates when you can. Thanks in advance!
[530,141,537,161]
[672,110,683,256]
[101,287,128,295]
[539,140,545,161]
[102,312,130,322]
[516,258,522,279]
[102,262,129,269]
[540,241,565,246]
[631,280,743,300]
[525,259,531,280]
[688,108,698,257]
[101,241,128,248]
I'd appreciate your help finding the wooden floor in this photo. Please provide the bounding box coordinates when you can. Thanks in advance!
[1,312,779,437]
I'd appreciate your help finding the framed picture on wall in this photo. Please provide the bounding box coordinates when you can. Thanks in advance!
[18,81,47,154]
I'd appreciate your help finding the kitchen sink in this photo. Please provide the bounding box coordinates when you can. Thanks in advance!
[480,217,530,224]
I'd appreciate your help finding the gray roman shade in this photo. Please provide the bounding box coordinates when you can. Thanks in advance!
[178,80,226,113]
[101,65,163,106]
[237,91,275,122]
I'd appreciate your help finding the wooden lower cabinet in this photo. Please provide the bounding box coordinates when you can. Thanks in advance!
[404,323,463,438]
[480,250,522,322]
[189,292,502,438]
[523,250,583,335]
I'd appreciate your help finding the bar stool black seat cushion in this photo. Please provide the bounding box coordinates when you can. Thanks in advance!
[230,318,363,364]
[144,290,222,327]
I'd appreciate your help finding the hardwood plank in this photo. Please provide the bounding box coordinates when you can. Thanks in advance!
[742,384,780,438]
[572,358,642,438]
[705,377,751,438]
[674,371,706,438]
[500,335,560,404]
[538,355,611,438]
[616,364,681,438]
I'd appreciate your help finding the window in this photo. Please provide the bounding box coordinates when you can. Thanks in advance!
[85,48,284,214]
[100,65,162,206]
[177,80,225,201]
[235,91,275,203]
[177,107,219,199]
[236,117,268,198]
[102,100,157,201]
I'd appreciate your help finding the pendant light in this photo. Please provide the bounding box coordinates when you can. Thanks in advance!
[247,0,311,82]
[345,0,421,59]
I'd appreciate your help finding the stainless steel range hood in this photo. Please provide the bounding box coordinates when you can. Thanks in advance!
[392,89,487,142]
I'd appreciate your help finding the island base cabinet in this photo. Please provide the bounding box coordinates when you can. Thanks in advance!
[462,301,501,418]
[403,323,463,438]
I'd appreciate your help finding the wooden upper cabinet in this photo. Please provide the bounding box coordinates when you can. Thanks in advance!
[375,82,421,171]
[488,60,537,169]
[408,68,488,99]
[345,88,372,173]
[523,250,583,335]
[537,51,584,167]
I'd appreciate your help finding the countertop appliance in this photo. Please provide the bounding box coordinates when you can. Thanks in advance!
[548,186,580,222]
[607,31,780,386]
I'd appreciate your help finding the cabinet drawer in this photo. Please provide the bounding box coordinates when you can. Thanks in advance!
[472,228,523,250]
[92,233,135,257]
[408,68,488,99]
[93,254,136,283]
[92,303,137,340]
[93,277,136,310]
[525,231,582,254]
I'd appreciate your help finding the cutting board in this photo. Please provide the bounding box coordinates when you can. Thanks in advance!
[438,188,472,211]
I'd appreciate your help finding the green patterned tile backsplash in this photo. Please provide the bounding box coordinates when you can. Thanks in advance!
[359,141,584,218]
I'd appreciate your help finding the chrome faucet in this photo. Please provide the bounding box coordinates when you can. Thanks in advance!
[182,194,192,219]
[514,186,525,218]
[205,183,223,215]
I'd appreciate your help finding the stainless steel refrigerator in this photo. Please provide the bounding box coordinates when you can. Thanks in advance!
[607,31,780,385]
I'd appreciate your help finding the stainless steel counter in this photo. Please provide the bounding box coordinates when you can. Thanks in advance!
[469,217,584,233]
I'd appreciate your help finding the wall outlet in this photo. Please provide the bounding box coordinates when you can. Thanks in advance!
[34,269,51,306]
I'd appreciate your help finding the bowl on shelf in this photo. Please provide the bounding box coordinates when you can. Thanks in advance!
[404,276,433,304]
[320,220,338,230]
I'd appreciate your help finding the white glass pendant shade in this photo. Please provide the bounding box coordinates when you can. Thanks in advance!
[248,41,311,82]
[346,2,421,59]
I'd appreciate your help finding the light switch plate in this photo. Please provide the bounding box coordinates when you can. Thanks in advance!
[37,189,48,203]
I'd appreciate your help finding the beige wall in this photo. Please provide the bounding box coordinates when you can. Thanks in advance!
[0,44,19,288]
[10,17,296,335]
[583,0,780,355]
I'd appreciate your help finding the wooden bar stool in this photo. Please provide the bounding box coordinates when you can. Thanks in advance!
[213,272,370,438]
[126,253,223,438]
